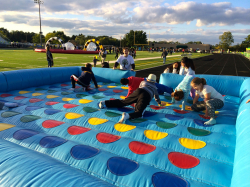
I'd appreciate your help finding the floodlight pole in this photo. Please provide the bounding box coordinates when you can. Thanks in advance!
[34,0,43,49]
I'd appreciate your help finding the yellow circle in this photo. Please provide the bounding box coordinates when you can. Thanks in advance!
[121,87,128,90]
[47,95,59,99]
[65,113,84,119]
[107,86,117,88]
[88,118,108,125]
[0,123,15,131]
[162,101,172,106]
[114,123,136,132]
[179,105,192,111]
[179,138,206,149]
[19,91,31,94]
[144,130,168,140]
[120,96,126,100]
[62,98,74,101]
[79,99,93,104]
[32,93,44,96]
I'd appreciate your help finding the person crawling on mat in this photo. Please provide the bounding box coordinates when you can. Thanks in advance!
[99,74,163,123]
[0,101,18,110]
[189,77,224,125]
[120,76,173,98]
[70,63,99,91]
[171,75,195,110]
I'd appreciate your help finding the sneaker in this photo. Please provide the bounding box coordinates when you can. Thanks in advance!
[98,101,106,109]
[71,75,78,82]
[118,112,130,123]
[204,118,216,126]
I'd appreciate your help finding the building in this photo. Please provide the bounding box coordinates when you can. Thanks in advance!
[149,42,212,51]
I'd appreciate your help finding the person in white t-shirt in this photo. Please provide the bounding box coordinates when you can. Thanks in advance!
[179,57,195,76]
[113,47,135,71]
[190,77,224,125]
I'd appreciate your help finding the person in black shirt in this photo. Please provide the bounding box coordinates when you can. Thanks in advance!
[93,56,99,67]
[46,46,53,68]
[70,63,99,91]
[161,49,168,64]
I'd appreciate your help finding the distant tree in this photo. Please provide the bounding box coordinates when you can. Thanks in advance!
[75,34,86,45]
[45,32,57,43]
[187,41,194,44]
[194,41,202,44]
[124,30,147,47]
[219,31,234,50]
[242,34,250,47]
[32,34,45,43]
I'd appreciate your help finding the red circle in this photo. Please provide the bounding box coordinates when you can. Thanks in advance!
[150,105,165,110]
[29,98,43,103]
[1,94,13,97]
[42,120,65,128]
[199,114,217,119]
[75,86,81,88]
[63,104,79,109]
[168,152,200,169]
[131,103,135,107]
[46,101,60,105]
[61,84,69,87]
[67,126,91,135]
[129,141,156,154]
[173,109,190,114]
[14,96,27,100]
[113,89,123,93]
[96,132,121,143]
[98,88,108,91]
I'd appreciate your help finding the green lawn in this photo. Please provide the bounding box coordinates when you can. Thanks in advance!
[0,49,211,72]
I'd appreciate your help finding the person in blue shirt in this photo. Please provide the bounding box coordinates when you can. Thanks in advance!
[171,75,195,110]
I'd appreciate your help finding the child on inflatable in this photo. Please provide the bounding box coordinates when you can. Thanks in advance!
[190,77,224,125]
[120,76,173,98]
[99,74,162,123]
[171,75,195,110]
[70,63,99,91]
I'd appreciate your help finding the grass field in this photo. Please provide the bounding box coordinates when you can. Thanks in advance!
[0,49,211,72]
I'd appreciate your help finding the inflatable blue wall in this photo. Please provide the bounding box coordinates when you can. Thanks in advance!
[0,68,249,187]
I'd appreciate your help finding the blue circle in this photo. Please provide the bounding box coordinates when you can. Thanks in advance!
[88,90,98,94]
[61,88,68,91]
[152,172,189,187]
[44,109,61,115]
[13,129,39,140]
[25,106,42,111]
[194,119,206,126]
[49,86,59,88]
[117,107,133,113]
[107,157,139,176]
[143,111,157,117]
[40,136,68,148]
[71,145,100,160]
[165,114,184,120]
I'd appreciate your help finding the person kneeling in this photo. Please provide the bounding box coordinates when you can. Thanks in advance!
[99,74,162,123]
[70,63,99,91]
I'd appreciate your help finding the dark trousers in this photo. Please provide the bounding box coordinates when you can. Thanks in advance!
[47,60,53,67]
[70,74,88,88]
[115,54,118,59]
[105,88,151,119]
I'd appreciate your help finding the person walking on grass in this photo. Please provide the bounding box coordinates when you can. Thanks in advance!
[46,46,53,68]
[99,74,162,123]
[161,49,168,64]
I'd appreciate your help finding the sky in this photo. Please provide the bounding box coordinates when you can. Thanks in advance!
[0,0,250,45]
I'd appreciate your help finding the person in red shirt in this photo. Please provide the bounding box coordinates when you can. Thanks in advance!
[120,76,173,97]
[120,76,144,98]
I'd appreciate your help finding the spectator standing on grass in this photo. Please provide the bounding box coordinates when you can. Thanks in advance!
[161,49,168,64]
[113,47,135,71]
[99,48,107,63]
[115,49,119,59]
[46,46,53,68]
[93,56,99,67]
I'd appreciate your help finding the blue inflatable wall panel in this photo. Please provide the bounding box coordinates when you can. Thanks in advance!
[0,73,7,92]
[231,78,250,187]
[3,70,24,91]
[91,68,136,83]
[160,73,245,97]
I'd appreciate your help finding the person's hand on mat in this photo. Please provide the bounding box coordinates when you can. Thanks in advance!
[246,99,250,103]
[158,102,163,107]
[186,106,192,110]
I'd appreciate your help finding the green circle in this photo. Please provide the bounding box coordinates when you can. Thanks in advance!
[164,96,172,100]
[187,127,211,136]
[47,90,58,93]
[105,111,121,117]
[115,83,122,86]
[61,92,71,95]
[129,118,148,123]
[76,94,87,98]
[1,111,21,118]
[35,88,46,91]
[83,107,99,113]
[156,121,177,129]
[92,95,105,99]
[102,82,110,85]
[20,115,41,123]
